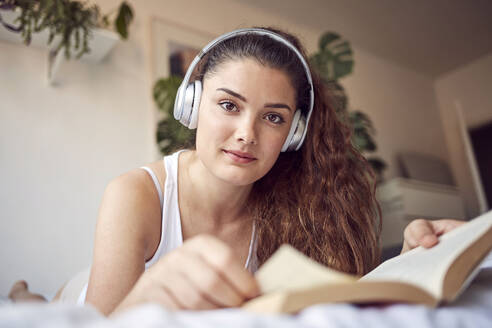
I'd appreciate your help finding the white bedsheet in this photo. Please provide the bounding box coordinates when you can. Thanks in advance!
[1,253,492,328]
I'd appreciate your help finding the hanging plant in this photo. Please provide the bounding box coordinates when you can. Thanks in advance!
[0,0,134,59]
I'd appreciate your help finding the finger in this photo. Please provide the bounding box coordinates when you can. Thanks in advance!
[405,219,438,249]
[185,235,260,299]
[161,269,218,310]
[429,219,465,236]
[402,221,422,250]
[148,284,183,311]
[117,278,183,313]
[178,249,244,307]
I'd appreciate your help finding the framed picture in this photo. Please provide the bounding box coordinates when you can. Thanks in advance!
[150,17,214,82]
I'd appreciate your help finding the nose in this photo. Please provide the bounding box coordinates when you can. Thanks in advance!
[235,113,257,145]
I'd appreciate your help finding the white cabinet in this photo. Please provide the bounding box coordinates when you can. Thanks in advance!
[377,177,466,247]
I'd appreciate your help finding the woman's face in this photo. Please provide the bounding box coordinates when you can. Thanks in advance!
[195,58,297,186]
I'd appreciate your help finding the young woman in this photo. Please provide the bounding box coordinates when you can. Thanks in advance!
[9,27,463,315]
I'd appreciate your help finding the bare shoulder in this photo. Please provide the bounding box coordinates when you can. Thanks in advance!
[108,159,167,197]
[104,165,163,211]
[99,160,167,259]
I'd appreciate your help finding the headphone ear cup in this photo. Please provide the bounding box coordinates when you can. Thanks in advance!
[173,84,184,121]
[188,80,202,129]
[178,82,197,128]
[281,110,302,152]
[291,114,306,151]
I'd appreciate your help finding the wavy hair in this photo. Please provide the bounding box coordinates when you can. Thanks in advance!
[198,27,381,275]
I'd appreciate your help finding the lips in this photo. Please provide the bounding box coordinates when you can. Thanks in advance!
[225,150,256,159]
[222,149,257,164]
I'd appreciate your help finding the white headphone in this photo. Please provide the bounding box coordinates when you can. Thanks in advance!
[173,28,315,152]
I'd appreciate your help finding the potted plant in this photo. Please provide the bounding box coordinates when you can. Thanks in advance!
[0,0,133,59]
[310,32,387,182]
[153,75,196,155]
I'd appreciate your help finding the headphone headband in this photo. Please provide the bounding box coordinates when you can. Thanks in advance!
[174,28,315,151]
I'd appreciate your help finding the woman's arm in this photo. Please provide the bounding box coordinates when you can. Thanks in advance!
[85,167,259,315]
[85,169,163,315]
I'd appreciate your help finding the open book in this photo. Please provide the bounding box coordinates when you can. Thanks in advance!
[243,210,492,314]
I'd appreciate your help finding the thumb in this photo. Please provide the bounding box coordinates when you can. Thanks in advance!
[404,219,439,251]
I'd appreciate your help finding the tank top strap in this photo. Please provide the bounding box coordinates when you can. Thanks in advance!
[140,166,163,208]
[144,150,186,268]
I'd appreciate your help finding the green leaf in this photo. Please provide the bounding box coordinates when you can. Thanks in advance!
[153,75,196,155]
[324,80,348,116]
[115,2,133,40]
[367,156,387,183]
[309,31,354,81]
[153,76,183,113]
[367,157,387,172]
[349,111,375,134]
[319,32,340,50]
[352,133,367,152]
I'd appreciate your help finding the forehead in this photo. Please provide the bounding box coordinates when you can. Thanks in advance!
[202,58,296,104]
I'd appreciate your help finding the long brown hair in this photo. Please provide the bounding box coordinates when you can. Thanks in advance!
[199,27,381,275]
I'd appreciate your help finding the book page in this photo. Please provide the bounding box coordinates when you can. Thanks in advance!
[361,211,492,298]
[255,245,356,294]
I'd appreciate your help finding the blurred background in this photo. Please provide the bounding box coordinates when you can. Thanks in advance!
[1,0,491,298]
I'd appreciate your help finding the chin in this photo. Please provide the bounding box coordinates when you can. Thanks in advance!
[216,169,261,187]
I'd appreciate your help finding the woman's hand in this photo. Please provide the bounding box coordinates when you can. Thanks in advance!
[401,218,465,254]
[114,234,260,313]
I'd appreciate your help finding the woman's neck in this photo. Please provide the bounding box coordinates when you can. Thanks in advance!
[179,150,253,231]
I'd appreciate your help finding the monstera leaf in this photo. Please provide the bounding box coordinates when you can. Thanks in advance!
[153,76,195,155]
[153,75,182,115]
[309,32,353,83]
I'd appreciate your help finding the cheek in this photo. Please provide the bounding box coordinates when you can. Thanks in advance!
[259,129,286,164]
[195,104,232,149]
[264,120,289,147]
[264,135,285,154]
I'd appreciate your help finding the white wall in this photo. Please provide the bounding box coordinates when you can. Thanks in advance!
[343,48,448,179]
[0,2,155,297]
[0,0,449,297]
[434,53,492,218]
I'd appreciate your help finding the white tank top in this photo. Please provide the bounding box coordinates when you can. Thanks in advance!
[77,150,256,304]
[142,150,256,270]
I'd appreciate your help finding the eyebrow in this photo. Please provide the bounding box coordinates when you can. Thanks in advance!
[216,88,292,112]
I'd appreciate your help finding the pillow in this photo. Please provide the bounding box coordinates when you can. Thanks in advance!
[398,152,455,186]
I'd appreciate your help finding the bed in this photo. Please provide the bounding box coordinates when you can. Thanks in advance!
[1,252,491,328]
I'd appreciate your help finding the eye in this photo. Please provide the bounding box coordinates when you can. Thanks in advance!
[265,113,285,125]
[219,101,239,112]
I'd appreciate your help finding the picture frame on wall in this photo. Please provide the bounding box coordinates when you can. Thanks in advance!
[150,17,213,82]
